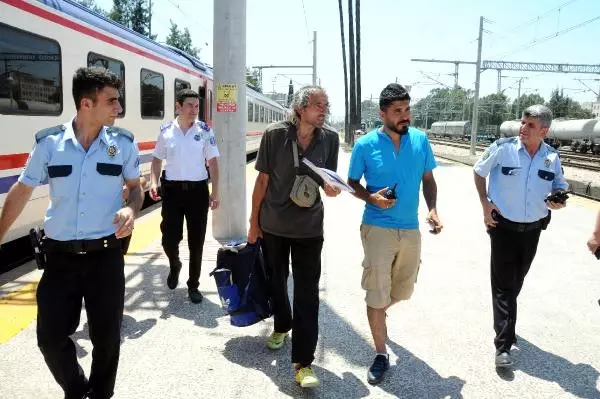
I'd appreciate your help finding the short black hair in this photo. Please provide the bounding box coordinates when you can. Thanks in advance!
[379,83,411,111]
[176,89,198,105]
[72,66,121,110]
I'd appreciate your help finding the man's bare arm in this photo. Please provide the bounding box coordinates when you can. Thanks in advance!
[124,178,143,216]
[0,182,34,243]
[422,171,437,211]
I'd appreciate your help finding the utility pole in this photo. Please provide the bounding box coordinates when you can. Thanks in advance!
[470,16,484,156]
[356,0,361,131]
[212,0,247,242]
[348,0,357,145]
[411,59,477,89]
[148,0,152,37]
[312,31,317,85]
[515,77,524,119]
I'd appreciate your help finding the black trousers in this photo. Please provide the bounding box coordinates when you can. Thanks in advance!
[489,225,541,354]
[36,249,125,399]
[160,181,209,290]
[262,232,323,366]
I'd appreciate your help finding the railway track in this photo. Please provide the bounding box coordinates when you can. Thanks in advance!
[430,138,600,172]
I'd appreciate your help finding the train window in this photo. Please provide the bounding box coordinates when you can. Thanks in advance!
[198,85,206,121]
[0,23,62,115]
[247,100,253,122]
[140,68,164,119]
[174,79,190,116]
[87,52,125,117]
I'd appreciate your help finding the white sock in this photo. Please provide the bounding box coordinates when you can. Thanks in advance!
[376,352,389,359]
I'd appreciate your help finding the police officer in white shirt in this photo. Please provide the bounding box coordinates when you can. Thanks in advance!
[149,89,220,303]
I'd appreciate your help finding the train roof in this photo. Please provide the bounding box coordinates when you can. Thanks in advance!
[431,120,470,126]
[35,0,286,110]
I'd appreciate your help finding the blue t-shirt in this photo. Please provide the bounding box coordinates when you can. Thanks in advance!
[348,127,436,229]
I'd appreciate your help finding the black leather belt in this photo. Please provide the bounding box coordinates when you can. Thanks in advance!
[495,215,543,233]
[43,235,121,254]
[161,179,207,191]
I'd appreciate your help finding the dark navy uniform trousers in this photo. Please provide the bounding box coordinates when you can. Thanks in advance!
[160,179,209,290]
[36,248,125,399]
[489,223,542,354]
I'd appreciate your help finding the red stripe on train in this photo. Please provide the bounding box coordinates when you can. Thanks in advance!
[0,141,156,171]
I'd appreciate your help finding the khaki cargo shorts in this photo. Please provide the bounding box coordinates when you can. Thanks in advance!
[360,224,421,309]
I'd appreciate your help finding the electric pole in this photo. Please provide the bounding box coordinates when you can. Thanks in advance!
[148,0,152,37]
[356,0,361,132]
[348,0,357,145]
[515,77,524,119]
[212,0,247,242]
[470,16,484,156]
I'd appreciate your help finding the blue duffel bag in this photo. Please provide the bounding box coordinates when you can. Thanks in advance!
[210,240,272,327]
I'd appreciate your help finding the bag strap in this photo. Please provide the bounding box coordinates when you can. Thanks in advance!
[292,140,299,171]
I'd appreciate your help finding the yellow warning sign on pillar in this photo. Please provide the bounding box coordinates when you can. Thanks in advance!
[216,83,238,112]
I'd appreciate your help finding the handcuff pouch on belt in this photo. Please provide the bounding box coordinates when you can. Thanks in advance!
[29,228,47,269]
[289,140,320,208]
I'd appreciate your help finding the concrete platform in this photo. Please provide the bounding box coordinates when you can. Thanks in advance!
[1,148,600,398]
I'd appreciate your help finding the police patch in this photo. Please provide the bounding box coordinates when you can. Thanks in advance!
[107,144,118,158]
[481,148,490,161]
[209,136,216,146]
[194,134,201,141]
[544,158,551,168]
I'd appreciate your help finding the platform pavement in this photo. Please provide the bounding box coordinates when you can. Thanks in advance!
[1,148,600,398]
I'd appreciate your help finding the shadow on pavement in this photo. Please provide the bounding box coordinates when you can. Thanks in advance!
[514,336,600,399]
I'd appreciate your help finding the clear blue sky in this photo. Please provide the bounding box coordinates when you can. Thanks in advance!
[95,0,600,120]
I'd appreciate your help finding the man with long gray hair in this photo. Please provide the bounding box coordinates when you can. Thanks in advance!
[247,86,340,388]
[473,104,568,369]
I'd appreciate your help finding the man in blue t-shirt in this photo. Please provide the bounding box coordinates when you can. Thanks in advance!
[347,83,443,385]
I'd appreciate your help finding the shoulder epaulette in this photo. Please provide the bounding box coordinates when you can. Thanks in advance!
[544,143,558,153]
[495,136,517,146]
[35,125,65,143]
[106,126,134,142]
[160,120,173,132]
[196,120,210,132]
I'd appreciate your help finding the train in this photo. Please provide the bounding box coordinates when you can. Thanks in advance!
[429,121,471,138]
[500,119,600,154]
[0,0,287,253]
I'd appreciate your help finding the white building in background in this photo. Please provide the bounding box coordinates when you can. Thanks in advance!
[582,101,600,119]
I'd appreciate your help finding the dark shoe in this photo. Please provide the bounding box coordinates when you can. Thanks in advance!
[367,354,390,385]
[495,351,513,368]
[188,288,203,303]
[167,260,182,290]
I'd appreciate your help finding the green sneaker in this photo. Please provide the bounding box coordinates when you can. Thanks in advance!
[267,331,288,350]
[295,366,320,388]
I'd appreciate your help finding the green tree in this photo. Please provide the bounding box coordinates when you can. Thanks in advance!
[511,93,545,119]
[545,89,592,119]
[360,99,378,129]
[129,0,149,36]
[75,0,108,16]
[412,87,472,129]
[165,20,199,57]
[246,68,261,92]
[108,0,129,25]
[478,93,508,127]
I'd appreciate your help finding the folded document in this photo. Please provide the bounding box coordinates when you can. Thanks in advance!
[302,158,355,193]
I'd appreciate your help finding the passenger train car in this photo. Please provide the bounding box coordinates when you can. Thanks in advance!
[0,0,287,248]
[500,119,600,154]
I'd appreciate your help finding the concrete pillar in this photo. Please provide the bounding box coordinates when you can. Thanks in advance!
[212,0,247,242]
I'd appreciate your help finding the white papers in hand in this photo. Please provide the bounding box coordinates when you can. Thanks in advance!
[302,158,355,193]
